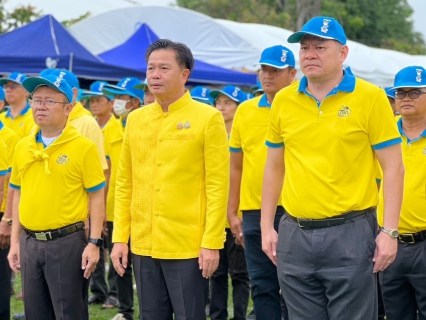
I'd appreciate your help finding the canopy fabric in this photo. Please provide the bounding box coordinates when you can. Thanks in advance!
[99,23,257,85]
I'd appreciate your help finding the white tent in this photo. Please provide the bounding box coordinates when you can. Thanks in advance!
[69,6,426,87]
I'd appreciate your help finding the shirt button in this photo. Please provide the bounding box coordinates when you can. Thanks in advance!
[156,161,162,166]
[154,212,160,217]
[319,111,323,115]
[154,186,160,191]
[163,113,168,118]
[159,136,164,141]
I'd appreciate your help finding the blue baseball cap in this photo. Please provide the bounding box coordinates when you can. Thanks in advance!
[391,66,426,90]
[102,77,145,100]
[259,45,295,69]
[190,86,211,101]
[384,87,396,99]
[210,86,246,104]
[133,78,148,90]
[0,87,4,101]
[288,16,347,45]
[250,81,263,94]
[42,69,80,89]
[244,92,254,101]
[22,74,74,103]
[80,81,114,100]
[0,72,28,86]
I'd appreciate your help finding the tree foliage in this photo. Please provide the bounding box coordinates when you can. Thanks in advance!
[177,0,426,55]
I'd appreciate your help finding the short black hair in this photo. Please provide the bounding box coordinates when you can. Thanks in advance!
[145,39,195,72]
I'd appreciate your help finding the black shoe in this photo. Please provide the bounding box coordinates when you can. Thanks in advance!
[12,312,25,320]
[88,295,105,304]
[247,309,256,320]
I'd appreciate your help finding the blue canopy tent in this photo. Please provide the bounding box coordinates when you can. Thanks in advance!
[99,23,257,86]
[0,15,143,80]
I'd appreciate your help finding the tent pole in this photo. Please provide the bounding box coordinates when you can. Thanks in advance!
[69,53,74,72]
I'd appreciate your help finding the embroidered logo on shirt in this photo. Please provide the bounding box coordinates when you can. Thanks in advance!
[337,106,352,118]
[56,154,70,164]
[321,19,331,33]
[422,146,426,155]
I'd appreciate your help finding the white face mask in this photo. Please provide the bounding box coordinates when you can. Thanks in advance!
[113,99,131,117]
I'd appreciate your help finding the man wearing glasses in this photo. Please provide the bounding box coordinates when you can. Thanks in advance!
[0,72,35,138]
[7,74,106,320]
[378,66,426,320]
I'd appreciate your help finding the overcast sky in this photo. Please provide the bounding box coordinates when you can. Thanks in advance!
[4,0,426,43]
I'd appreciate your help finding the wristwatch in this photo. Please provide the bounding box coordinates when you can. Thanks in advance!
[88,238,103,247]
[380,227,399,239]
[1,217,12,226]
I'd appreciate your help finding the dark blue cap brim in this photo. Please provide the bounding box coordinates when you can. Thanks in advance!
[133,83,147,90]
[23,77,72,103]
[80,91,113,101]
[0,79,22,85]
[209,90,239,102]
[102,87,139,99]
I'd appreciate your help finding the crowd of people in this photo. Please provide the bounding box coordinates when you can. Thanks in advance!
[0,15,424,320]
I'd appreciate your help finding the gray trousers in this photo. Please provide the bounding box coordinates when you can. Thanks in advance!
[133,255,206,320]
[276,210,378,320]
[20,229,89,320]
[381,240,426,320]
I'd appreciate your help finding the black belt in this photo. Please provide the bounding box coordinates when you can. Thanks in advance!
[23,222,85,241]
[398,231,426,244]
[242,206,284,215]
[287,208,375,229]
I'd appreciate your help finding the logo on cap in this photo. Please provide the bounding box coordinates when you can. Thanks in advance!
[281,50,288,63]
[99,83,105,91]
[15,74,22,83]
[54,72,66,87]
[416,69,423,83]
[321,19,331,34]
[121,78,131,88]
[232,88,240,98]
[201,88,207,98]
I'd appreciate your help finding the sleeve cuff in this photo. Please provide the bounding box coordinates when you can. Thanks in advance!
[112,230,130,243]
[372,137,402,150]
[229,146,243,152]
[86,181,106,192]
[201,235,226,250]
[0,170,7,176]
[7,168,11,173]
[265,140,284,148]
[105,155,110,160]
[9,183,21,190]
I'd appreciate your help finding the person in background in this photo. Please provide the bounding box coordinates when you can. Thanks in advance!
[190,86,213,105]
[250,81,264,97]
[0,72,35,138]
[209,85,251,320]
[134,78,155,105]
[7,74,106,320]
[385,87,397,116]
[378,66,426,320]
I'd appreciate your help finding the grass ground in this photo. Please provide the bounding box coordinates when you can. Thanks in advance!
[10,271,253,319]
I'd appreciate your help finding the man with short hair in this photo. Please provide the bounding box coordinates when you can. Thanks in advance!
[7,74,106,320]
[228,45,296,320]
[111,39,229,319]
[262,17,404,319]
[379,66,426,320]
[0,72,35,138]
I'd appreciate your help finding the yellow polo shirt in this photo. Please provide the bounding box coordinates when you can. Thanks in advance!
[230,94,282,211]
[0,121,19,212]
[69,102,108,170]
[113,91,229,259]
[0,136,7,176]
[266,73,401,219]
[10,124,106,230]
[0,103,35,138]
[103,117,124,222]
[378,118,426,234]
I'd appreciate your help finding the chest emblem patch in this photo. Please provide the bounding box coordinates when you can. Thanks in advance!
[337,106,352,118]
[56,154,70,164]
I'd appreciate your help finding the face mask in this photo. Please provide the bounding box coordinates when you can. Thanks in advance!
[113,99,131,117]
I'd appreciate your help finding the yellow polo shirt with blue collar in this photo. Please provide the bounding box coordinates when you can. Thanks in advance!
[103,116,124,222]
[229,94,282,211]
[9,124,106,231]
[113,91,229,259]
[378,118,426,234]
[266,73,402,219]
[0,121,19,212]
[0,103,35,138]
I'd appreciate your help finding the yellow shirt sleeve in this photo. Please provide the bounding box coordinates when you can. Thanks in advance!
[201,111,230,249]
[265,100,284,148]
[112,125,132,243]
[70,116,108,170]
[0,138,8,175]
[229,107,242,152]
[82,143,107,191]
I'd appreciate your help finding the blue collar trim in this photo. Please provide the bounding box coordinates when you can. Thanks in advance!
[397,117,426,142]
[5,102,31,119]
[0,120,3,130]
[297,70,356,95]
[258,94,271,108]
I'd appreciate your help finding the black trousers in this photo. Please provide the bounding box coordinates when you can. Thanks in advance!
[277,210,378,320]
[20,229,89,320]
[210,228,250,320]
[107,221,134,319]
[0,241,10,319]
[90,235,110,300]
[133,255,206,320]
[381,240,426,320]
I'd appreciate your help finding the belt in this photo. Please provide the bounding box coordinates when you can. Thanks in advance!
[398,231,426,245]
[242,206,285,215]
[23,222,85,241]
[287,208,375,229]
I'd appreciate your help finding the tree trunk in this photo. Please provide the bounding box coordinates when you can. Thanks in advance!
[296,0,321,30]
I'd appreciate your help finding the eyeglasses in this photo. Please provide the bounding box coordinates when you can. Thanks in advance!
[30,99,69,107]
[2,83,20,90]
[395,90,426,100]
